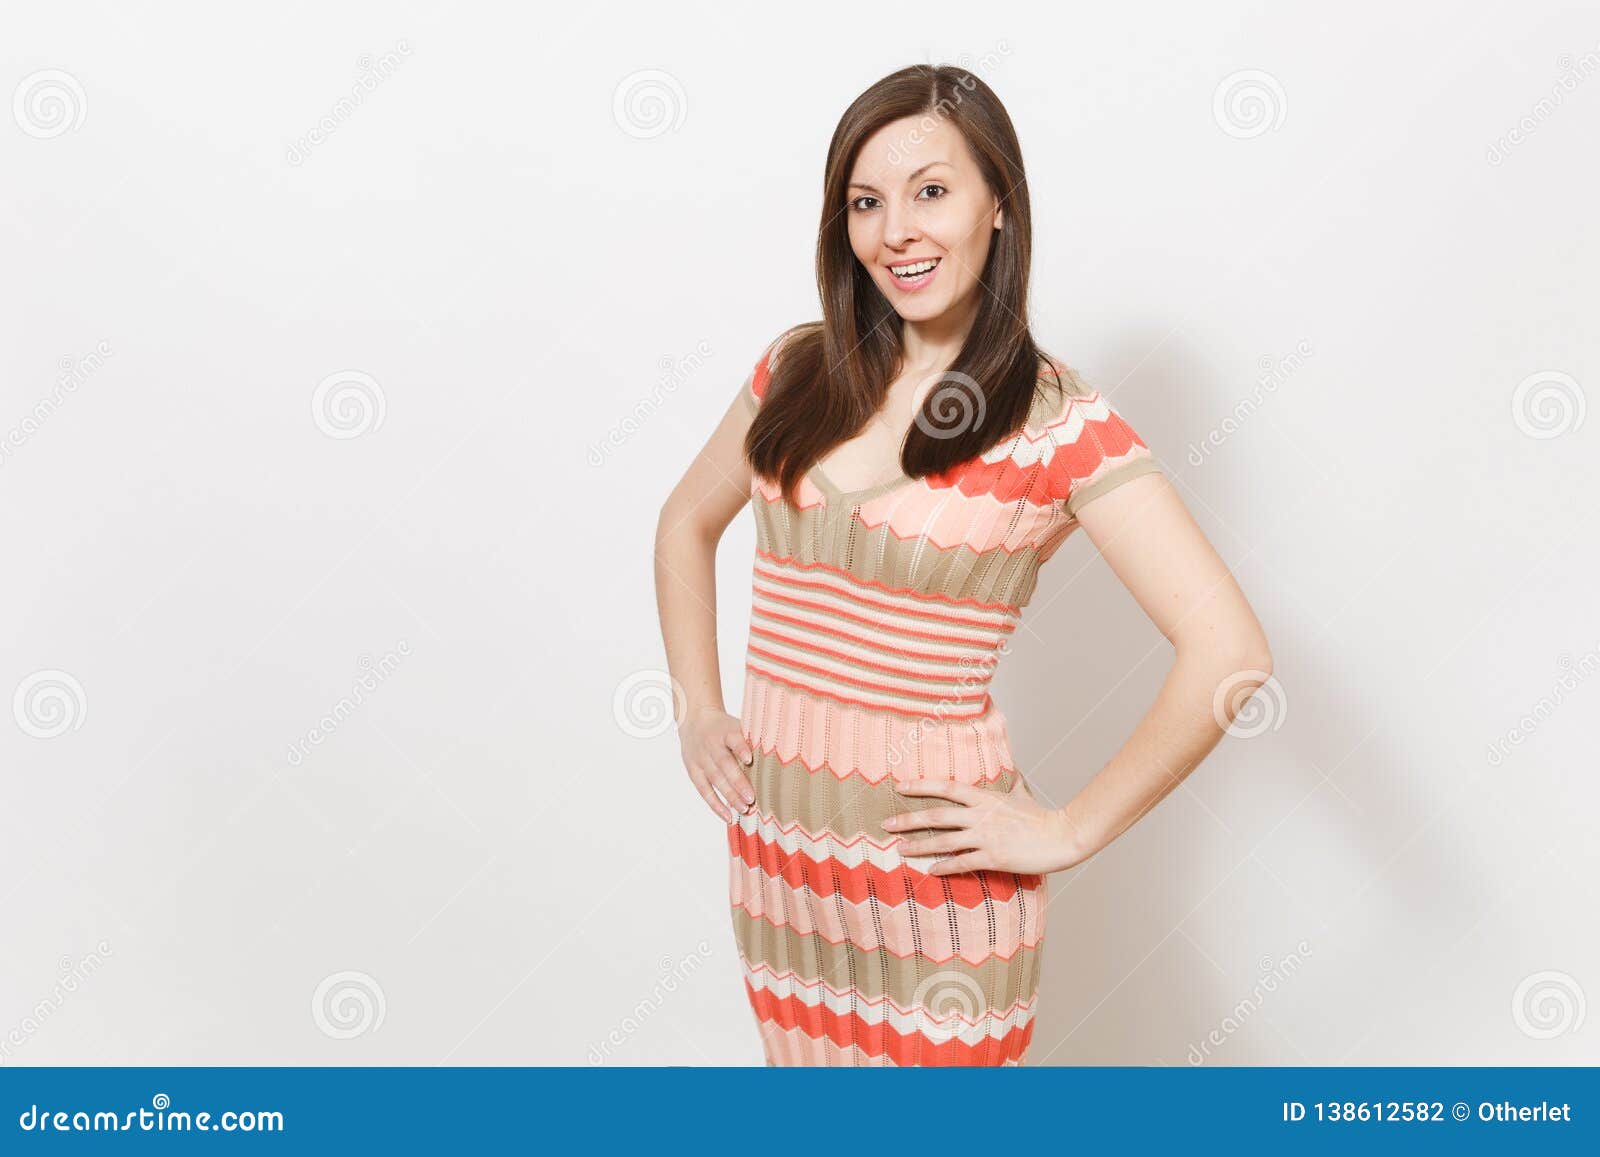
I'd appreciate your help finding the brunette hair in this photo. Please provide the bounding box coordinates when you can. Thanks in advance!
[744,63,1076,503]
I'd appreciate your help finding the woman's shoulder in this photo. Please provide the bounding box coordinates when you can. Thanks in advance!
[744,321,820,409]
[1023,354,1163,513]
[1024,355,1097,431]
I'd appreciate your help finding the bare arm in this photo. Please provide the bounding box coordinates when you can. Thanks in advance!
[652,382,763,822]
[1052,470,1273,861]
[890,470,1273,875]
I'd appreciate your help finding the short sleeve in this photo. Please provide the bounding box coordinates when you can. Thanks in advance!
[1039,378,1164,516]
[740,327,800,415]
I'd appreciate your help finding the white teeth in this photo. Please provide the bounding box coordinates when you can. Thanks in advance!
[891,258,938,278]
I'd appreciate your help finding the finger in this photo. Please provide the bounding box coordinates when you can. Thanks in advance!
[730,729,756,767]
[689,769,734,823]
[893,779,985,807]
[882,806,971,833]
[896,832,978,858]
[927,851,988,876]
[713,747,756,811]
[707,749,754,813]
[711,773,753,817]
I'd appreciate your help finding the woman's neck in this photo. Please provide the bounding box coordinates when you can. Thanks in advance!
[898,299,979,375]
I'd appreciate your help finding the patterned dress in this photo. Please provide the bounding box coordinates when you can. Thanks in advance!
[728,327,1163,1066]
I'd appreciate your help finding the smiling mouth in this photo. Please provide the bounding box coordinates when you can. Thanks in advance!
[889,257,941,280]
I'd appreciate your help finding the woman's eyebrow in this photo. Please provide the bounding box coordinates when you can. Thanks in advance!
[847,160,951,193]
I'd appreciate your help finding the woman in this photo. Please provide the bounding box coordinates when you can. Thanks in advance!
[653,64,1272,1066]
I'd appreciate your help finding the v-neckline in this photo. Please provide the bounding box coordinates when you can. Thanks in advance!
[805,413,924,505]
[806,458,921,506]
[802,391,940,506]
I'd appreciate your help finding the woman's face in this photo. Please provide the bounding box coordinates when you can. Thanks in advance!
[845,114,1001,327]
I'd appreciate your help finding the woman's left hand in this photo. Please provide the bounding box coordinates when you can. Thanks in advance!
[882,777,1088,876]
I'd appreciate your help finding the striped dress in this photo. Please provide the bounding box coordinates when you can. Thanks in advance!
[729,328,1163,1066]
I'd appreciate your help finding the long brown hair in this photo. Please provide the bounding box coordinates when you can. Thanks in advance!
[745,63,1073,503]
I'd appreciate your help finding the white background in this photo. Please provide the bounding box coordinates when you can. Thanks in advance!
[2,0,1596,1066]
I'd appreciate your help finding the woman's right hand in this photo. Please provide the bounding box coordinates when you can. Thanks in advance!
[679,706,757,822]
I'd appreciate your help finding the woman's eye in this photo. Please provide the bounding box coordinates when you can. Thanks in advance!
[849,187,942,212]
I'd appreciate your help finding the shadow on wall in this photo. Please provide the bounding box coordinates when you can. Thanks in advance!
[1001,326,1495,1066]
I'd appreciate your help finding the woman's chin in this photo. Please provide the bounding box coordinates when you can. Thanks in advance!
[895,301,954,326]
[881,287,950,322]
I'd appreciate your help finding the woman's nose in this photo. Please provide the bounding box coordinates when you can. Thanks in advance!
[882,201,920,247]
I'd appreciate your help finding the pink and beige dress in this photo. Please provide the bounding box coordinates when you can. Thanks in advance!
[728,327,1163,1066]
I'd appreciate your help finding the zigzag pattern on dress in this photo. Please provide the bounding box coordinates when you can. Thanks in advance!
[730,807,1045,907]
[728,326,1164,1066]
[742,956,1039,1066]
